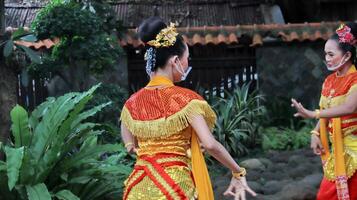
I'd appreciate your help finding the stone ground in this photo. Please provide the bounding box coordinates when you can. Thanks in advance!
[212,148,323,200]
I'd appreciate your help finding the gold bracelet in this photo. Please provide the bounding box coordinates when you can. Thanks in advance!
[310,130,320,136]
[232,167,247,179]
[125,142,134,148]
[315,109,320,119]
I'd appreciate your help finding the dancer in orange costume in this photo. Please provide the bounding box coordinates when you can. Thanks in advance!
[292,23,357,200]
[120,17,256,200]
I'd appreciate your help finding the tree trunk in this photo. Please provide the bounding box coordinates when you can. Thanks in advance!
[0,0,17,160]
[0,65,17,144]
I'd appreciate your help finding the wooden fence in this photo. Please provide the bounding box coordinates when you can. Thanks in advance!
[126,44,257,97]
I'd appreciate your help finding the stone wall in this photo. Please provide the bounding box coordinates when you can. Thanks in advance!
[257,41,329,109]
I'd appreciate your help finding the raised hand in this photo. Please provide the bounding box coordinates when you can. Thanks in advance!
[224,177,257,200]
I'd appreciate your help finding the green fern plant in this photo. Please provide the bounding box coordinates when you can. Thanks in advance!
[0,84,131,200]
[262,124,312,151]
[212,82,266,157]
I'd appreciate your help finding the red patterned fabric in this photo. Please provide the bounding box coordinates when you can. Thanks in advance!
[124,86,203,121]
[317,172,357,200]
[321,72,357,97]
[123,153,190,200]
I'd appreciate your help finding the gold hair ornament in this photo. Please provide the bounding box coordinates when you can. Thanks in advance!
[146,22,179,48]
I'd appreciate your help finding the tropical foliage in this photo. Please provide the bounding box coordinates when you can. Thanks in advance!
[29,0,124,92]
[0,84,132,200]
[212,83,266,157]
[1,27,41,66]
[86,83,129,144]
[262,120,315,151]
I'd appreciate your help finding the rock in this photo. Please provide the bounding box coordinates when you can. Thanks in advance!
[262,180,281,195]
[288,165,310,179]
[213,177,229,189]
[246,170,262,181]
[275,182,317,200]
[266,163,291,174]
[288,154,308,167]
[300,173,323,188]
[214,185,230,200]
[247,181,263,194]
[212,149,322,199]
[258,158,273,168]
[303,148,317,157]
[241,159,266,171]
[260,171,278,182]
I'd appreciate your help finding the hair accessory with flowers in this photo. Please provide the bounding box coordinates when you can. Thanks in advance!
[336,24,356,46]
[144,47,156,76]
[146,22,179,48]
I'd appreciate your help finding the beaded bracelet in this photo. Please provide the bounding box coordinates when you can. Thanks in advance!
[125,142,134,148]
[310,130,320,137]
[315,109,321,119]
[232,167,247,179]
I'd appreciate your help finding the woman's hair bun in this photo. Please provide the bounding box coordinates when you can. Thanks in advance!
[137,17,167,43]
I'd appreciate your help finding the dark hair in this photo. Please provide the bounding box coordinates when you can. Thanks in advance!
[137,17,186,71]
[329,22,357,64]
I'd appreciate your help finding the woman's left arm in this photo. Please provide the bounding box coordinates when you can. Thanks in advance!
[291,90,357,119]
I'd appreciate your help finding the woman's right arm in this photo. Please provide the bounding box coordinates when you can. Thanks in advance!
[121,123,137,154]
[190,115,256,199]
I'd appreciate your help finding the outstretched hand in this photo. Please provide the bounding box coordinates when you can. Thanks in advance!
[291,98,316,119]
[224,177,257,200]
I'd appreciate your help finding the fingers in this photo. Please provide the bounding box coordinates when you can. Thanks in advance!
[317,144,325,154]
[223,185,234,196]
[291,98,303,109]
[294,113,301,117]
[291,99,306,118]
[235,192,241,200]
[128,147,138,154]
[312,147,321,155]
[240,190,246,200]
[245,185,257,197]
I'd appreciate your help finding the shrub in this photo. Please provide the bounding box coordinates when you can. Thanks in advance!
[212,83,266,157]
[0,84,131,200]
[262,121,314,151]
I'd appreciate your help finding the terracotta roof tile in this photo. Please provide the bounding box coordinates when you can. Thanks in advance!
[9,22,341,49]
[228,33,238,43]
[302,31,310,41]
[250,33,263,47]
[289,32,299,41]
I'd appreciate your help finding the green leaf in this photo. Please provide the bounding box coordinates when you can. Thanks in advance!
[33,85,100,181]
[0,161,6,172]
[11,27,27,40]
[38,85,100,169]
[20,34,38,42]
[71,102,111,129]
[31,93,77,161]
[29,97,56,130]
[5,146,24,190]
[68,176,92,184]
[26,183,51,200]
[80,135,98,151]
[3,40,14,57]
[59,144,121,171]
[55,190,80,200]
[18,45,42,64]
[10,105,31,147]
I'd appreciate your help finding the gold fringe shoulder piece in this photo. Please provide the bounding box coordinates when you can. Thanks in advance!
[349,84,357,94]
[120,99,216,138]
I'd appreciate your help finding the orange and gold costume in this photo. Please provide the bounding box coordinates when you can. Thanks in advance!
[120,76,216,200]
[317,65,357,200]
